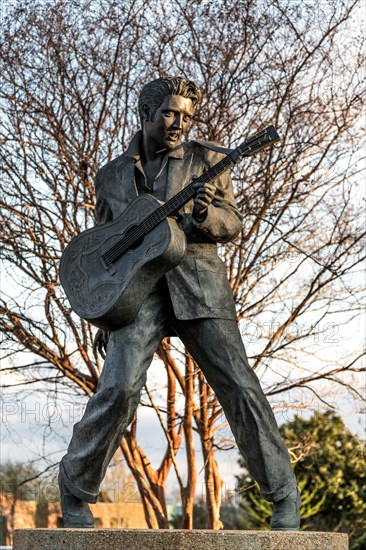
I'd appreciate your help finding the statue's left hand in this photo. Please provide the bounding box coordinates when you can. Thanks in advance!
[93,329,110,360]
[192,179,216,221]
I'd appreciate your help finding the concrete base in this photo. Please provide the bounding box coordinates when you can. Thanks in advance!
[13,528,349,550]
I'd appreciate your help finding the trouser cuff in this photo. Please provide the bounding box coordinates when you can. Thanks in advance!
[60,459,99,504]
[261,477,298,503]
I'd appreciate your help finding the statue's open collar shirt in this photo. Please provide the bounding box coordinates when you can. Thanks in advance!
[124,130,187,201]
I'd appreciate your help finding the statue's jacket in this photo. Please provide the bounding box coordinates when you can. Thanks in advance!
[95,131,243,322]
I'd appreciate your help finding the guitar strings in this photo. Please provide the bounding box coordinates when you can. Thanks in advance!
[102,132,274,266]
[102,154,242,266]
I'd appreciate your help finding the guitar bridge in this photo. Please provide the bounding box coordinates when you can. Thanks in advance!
[102,255,116,275]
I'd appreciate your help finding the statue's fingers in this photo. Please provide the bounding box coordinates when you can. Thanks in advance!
[99,345,106,360]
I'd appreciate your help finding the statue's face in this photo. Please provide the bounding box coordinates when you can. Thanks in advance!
[143,95,194,153]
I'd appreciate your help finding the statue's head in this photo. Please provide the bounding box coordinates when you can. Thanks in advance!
[138,76,201,127]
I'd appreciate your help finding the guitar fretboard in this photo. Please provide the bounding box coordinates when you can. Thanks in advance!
[102,125,279,267]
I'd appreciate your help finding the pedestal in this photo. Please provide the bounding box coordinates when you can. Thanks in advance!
[13,528,349,550]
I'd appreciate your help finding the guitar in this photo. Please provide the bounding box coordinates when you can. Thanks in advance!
[59,125,280,330]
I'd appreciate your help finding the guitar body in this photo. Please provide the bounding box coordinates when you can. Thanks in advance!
[59,194,187,330]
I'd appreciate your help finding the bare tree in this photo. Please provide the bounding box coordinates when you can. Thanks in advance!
[1,0,365,529]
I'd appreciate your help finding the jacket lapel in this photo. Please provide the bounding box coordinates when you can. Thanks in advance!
[119,156,138,203]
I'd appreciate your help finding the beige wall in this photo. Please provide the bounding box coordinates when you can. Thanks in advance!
[90,502,148,529]
[1,494,147,543]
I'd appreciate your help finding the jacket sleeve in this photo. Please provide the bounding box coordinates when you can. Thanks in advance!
[191,144,243,243]
[94,165,114,225]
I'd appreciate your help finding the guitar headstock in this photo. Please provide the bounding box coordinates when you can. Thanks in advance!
[188,125,281,188]
[242,125,280,156]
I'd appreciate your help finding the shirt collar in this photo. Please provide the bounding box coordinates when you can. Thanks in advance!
[125,130,186,160]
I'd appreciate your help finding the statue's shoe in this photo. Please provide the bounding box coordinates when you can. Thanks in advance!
[58,473,95,528]
[270,487,301,531]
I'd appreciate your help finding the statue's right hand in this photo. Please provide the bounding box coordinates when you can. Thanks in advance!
[93,329,110,360]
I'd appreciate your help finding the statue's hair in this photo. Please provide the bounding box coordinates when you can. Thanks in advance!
[138,76,201,125]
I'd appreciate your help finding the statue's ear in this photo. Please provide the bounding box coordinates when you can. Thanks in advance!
[141,104,151,123]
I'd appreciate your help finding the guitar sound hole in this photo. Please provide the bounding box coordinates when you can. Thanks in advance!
[124,226,145,251]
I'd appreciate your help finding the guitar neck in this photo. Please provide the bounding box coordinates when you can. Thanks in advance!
[102,125,280,267]
[140,125,280,231]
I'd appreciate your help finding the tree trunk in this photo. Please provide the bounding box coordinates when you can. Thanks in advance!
[181,355,196,528]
